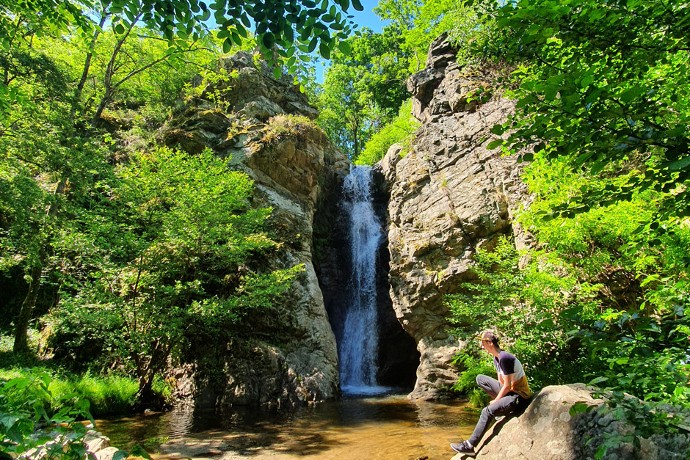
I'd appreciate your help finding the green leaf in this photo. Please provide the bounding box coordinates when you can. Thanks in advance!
[351,0,363,11]
[518,152,534,162]
[490,123,505,135]
[668,156,690,171]
[588,376,608,386]
[307,36,318,53]
[319,40,331,59]
[262,32,275,49]
[569,401,594,416]
[337,40,351,54]
[486,139,504,150]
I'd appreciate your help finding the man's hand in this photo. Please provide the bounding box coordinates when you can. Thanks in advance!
[491,373,516,404]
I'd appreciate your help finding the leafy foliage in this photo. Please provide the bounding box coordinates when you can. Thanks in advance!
[0,0,363,85]
[446,237,587,389]
[355,98,419,165]
[316,27,412,158]
[439,0,690,422]
[450,348,494,407]
[46,147,299,402]
[470,0,690,218]
[0,370,95,458]
[518,143,690,406]
[375,0,485,71]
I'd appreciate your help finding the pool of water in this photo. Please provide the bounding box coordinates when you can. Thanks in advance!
[97,394,478,460]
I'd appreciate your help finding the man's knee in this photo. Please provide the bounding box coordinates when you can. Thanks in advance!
[476,374,489,385]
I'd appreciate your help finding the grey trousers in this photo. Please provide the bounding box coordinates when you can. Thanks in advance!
[467,374,529,446]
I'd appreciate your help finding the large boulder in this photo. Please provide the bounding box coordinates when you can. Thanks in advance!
[451,384,690,460]
[383,36,531,399]
[161,52,350,409]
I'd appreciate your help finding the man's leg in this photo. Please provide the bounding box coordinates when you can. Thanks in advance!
[467,394,520,447]
[476,374,501,398]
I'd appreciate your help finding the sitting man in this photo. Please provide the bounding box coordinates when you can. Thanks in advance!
[451,330,533,456]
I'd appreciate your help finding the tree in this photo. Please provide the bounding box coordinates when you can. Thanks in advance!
[450,0,690,410]
[0,32,114,351]
[471,0,690,218]
[375,0,468,72]
[48,148,299,404]
[0,18,212,351]
[317,27,411,158]
[0,0,363,88]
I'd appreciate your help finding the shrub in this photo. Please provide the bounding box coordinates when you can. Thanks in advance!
[355,99,419,165]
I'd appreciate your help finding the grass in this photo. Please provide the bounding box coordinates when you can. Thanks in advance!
[1,331,170,417]
[0,367,141,417]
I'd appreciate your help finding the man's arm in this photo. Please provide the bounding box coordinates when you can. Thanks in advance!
[490,372,516,405]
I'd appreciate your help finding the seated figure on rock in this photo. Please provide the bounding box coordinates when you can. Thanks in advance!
[451,330,533,456]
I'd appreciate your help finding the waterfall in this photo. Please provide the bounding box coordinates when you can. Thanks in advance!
[339,166,388,395]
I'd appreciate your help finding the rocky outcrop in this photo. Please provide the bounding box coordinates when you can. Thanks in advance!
[160,51,349,409]
[451,384,690,460]
[382,35,531,399]
[20,429,118,460]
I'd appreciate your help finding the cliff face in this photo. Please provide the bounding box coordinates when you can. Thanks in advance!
[382,36,532,399]
[160,52,349,409]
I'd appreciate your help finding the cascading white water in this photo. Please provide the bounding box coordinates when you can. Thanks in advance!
[339,166,387,395]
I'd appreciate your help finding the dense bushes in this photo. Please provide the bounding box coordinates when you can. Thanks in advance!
[440,0,690,419]
[355,99,419,165]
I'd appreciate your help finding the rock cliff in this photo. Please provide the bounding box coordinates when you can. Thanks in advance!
[450,384,689,460]
[382,35,531,399]
[159,52,349,409]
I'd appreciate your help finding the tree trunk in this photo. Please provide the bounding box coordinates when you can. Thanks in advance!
[13,178,66,353]
[13,262,43,353]
[92,12,142,124]
[73,12,108,112]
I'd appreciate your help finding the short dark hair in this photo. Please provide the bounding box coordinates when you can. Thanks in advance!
[480,330,500,346]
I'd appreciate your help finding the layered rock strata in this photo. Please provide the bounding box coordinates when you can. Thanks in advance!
[382,35,531,399]
[160,52,349,408]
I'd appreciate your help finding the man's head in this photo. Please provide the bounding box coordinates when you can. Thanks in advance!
[479,330,500,352]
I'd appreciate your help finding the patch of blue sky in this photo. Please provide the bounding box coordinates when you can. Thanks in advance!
[314,0,389,82]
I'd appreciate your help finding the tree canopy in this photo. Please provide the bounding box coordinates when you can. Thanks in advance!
[0,0,363,60]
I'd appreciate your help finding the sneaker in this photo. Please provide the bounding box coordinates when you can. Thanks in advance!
[450,441,475,455]
[495,415,505,422]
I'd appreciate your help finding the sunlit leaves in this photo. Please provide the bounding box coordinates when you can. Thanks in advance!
[316,27,413,158]
[470,0,690,218]
[2,0,362,80]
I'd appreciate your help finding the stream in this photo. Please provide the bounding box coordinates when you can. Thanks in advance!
[97,394,477,460]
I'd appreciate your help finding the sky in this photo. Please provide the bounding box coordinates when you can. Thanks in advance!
[313,0,389,83]
[350,0,388,32]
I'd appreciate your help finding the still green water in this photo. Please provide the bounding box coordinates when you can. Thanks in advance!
[97,394,477,460]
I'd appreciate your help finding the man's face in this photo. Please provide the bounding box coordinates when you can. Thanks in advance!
[480,339,492,353]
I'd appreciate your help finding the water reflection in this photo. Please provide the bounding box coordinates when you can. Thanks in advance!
[97,394,477,460]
